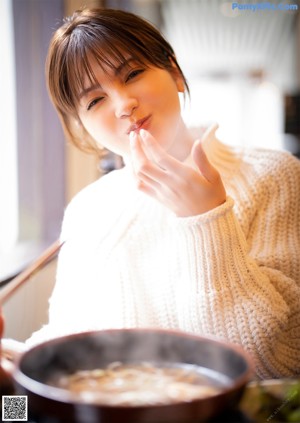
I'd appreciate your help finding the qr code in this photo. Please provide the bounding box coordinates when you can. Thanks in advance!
[2,395,28,421]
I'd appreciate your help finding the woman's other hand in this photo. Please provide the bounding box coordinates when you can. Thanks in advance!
[0,310,15,394]
[130,126,226,217]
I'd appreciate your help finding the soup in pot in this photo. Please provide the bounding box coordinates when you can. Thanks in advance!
[48,361,227,406]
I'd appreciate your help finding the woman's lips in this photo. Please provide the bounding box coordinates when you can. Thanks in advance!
[127,115,151,134]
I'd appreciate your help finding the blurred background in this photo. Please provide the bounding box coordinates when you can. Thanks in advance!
[0,0,299,341]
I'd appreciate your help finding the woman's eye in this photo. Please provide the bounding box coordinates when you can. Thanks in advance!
[126,69,144,82]
[87,97,103,111]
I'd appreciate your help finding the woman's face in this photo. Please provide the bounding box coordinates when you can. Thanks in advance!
[76,57,186,160]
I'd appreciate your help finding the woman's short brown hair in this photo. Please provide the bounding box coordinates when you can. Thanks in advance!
[46,7,189,154]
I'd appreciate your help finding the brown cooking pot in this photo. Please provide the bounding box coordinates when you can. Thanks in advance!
[13,328,253,423]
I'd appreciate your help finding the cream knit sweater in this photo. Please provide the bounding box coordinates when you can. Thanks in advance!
[27,132,300,379]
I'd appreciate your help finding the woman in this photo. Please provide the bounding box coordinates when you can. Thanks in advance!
[26,7,300,379]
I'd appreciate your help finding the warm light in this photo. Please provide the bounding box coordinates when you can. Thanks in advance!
[0,0,19,251]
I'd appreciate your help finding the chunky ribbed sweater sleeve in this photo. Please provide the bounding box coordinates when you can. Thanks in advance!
[172,149,300,378]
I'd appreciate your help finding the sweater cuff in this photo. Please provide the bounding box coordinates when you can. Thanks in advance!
[171,196,249,257]
[173,196,235,225]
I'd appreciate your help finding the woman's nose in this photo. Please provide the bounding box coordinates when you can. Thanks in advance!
[114,93,138,119]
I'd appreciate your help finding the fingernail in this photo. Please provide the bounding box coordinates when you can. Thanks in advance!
[129,131,136,143]
[139,129,146,138]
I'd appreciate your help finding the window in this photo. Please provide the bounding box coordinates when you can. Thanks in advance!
[0,0,66,282]
[0,0,18,252]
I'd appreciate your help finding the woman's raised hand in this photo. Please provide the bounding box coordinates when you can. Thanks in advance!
[130,126,226,217]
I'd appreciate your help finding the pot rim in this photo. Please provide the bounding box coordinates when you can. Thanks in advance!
[13,327,254,409]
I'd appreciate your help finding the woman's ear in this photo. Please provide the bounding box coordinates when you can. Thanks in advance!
[169,57,185,93]
[175,74,185,93]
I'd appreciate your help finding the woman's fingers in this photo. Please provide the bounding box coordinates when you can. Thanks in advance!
[130,131,178,184]
[129,131,164,189]
[192,139,219,183]
[129,127,226,216]
[192,124,220,182]
[139,129,180,173]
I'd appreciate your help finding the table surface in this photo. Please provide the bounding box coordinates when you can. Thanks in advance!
[5,377,300,423]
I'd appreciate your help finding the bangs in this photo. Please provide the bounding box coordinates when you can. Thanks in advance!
[62,26,158,111]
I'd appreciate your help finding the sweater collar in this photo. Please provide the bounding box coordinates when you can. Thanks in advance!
[184,125,241,172]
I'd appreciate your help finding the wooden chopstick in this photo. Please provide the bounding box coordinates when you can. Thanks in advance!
[0,239,64,305]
